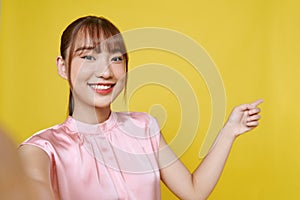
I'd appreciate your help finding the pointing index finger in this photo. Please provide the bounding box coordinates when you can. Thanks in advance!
[250,99,264,108]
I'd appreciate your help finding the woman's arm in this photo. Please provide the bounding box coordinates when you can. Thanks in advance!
[0,128,41,200]
[18,145,55,200]
[159,99,263,200]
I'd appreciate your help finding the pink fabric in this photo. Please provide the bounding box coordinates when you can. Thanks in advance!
[21,112,161,200]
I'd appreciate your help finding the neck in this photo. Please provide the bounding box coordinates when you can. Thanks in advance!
[72,106,111,124]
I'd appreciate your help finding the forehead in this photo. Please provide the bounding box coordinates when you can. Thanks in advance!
[73,29,125,54]
[74,29,102,48]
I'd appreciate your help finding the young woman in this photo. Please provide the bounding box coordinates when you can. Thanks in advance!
[19,16,263,200]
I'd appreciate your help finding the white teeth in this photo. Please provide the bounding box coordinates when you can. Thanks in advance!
[90,84,112,90]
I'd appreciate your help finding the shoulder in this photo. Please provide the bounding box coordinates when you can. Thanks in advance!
[20,119,71,157]
[115,111,159,127]
[22,121,67,143]
[114,112,161,140]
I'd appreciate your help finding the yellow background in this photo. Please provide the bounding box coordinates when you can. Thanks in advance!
[1,0,300,199]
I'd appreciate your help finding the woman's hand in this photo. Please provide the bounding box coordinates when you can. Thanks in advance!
[224,99,263,138]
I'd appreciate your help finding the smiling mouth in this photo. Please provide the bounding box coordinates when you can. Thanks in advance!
[88,83,116,94]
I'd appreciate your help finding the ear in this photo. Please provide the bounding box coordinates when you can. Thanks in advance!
[56,56,68,80]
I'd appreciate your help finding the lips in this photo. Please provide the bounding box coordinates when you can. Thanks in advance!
[88,83,115,95]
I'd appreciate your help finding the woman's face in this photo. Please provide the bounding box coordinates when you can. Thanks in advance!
[68,35,126,113]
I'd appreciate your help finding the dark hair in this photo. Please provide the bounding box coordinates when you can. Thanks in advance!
[59,16,128,116]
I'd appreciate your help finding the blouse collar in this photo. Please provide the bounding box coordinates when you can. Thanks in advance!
[65,112,117,135]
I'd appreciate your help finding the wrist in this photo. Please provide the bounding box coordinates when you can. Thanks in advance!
[220,124,238,141]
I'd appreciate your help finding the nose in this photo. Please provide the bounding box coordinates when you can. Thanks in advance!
[94,58,113,79]
[97,65,113,79]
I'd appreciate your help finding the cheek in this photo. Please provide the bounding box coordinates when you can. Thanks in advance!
[112,65,126,79]
[70,65,82,86]
[70,60,93,86]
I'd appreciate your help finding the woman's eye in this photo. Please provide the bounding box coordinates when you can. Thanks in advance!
[81,55,96,61]
[111,56,123,63]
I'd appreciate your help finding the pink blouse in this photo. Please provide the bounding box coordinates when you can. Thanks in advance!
[21,112,161,200]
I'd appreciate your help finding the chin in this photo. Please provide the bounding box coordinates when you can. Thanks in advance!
[93,102,112,109]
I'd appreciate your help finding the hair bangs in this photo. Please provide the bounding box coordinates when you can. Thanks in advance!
[74,20,127,56]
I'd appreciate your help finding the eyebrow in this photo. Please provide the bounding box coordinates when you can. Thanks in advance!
[75,46,95,52]
[75,46,124,55]
[109,48,124,54]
